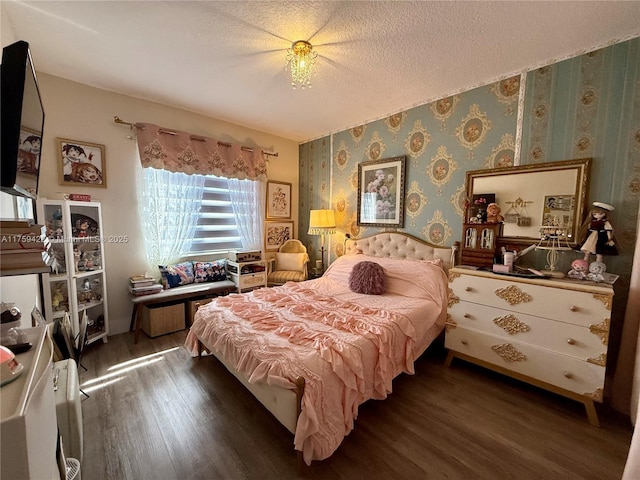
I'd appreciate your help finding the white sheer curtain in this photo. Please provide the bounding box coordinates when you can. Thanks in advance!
[228,178,265,251]
[138,167,205,272]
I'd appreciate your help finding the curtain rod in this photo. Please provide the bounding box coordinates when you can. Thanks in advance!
[114,116,279,157]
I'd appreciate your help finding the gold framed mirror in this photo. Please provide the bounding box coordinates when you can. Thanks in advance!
[465,158,591,246]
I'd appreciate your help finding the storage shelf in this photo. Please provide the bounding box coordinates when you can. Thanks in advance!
[77,299,103,311]
[39,199,109,346]
[73,268,104,279]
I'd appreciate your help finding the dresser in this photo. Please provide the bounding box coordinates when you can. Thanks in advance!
[445,267,613,426]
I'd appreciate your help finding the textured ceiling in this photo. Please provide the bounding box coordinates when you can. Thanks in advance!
[3,1,640,143]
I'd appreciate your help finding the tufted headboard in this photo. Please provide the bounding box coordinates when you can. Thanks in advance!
[344,232,458,272]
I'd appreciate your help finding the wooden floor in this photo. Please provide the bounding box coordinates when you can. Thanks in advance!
[78,330,633,480]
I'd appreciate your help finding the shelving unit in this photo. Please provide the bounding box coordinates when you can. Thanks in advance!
[38,199,109,344]
[226,258,267,293]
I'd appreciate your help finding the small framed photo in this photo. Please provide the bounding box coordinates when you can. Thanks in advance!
[266,181,291,219]
[57,137,107,187]
[265,221,294,251]
[357,156,406,227]
[31,306,47,327]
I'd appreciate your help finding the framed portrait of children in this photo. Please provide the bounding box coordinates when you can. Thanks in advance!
[57,137,107,187]
[266,180,291,219]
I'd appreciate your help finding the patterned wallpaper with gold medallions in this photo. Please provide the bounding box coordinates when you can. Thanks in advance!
[299,75,521,261]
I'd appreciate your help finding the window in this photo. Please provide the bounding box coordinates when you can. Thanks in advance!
[184,175,243,254]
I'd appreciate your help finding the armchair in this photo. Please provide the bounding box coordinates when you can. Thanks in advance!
[267,239,310,286]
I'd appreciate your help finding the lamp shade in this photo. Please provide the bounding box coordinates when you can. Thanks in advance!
[308,209,336,235]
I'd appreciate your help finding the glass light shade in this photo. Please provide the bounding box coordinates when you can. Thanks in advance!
[308,209,336,235]
[286,40,317,89]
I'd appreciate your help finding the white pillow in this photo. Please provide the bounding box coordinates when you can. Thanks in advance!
[276,252,306,272]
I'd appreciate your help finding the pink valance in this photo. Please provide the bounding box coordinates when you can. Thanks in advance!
[135,122,268,181]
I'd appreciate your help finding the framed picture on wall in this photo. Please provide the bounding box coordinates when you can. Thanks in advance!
[265,221,294,251]
[266,180,291,219]
[357,156,406,228]
[57,137,107,187]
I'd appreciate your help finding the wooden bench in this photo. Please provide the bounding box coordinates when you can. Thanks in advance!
[129,280,235,343]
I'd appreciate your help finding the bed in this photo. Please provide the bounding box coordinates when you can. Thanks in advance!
[185,232,457,465]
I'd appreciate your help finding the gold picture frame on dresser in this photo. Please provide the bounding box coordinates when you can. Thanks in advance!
[446,266,613,427]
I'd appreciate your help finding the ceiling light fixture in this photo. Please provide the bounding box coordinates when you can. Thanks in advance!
[286,40,317,89]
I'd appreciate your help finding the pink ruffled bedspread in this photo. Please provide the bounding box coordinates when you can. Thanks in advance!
[185,255,448,465]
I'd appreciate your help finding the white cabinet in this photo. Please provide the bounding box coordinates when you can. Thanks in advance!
[1,326,61,480]
[38,199,109,344]
[226,258,267,293]
[445,267,613,426]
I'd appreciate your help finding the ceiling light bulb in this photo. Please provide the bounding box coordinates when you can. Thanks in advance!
[286,40,317,89]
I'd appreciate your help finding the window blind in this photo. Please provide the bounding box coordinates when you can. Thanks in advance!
[185,176,243,254]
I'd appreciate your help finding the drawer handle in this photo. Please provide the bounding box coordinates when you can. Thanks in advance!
[563,371,574,379]
[463,313,472,319]
[566,338,576,345]
[461,339,468,345]
[465,286,473,292]
[570,305,579,312]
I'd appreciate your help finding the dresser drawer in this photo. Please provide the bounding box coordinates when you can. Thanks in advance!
[448,301,608,360]
[449,274,612,328]
[445,326,605,400]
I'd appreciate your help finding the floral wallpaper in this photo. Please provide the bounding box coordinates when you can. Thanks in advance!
[298,36,640,403]
[300,75,521,261]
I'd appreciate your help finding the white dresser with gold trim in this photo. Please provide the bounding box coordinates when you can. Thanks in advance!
[445,267,613,426]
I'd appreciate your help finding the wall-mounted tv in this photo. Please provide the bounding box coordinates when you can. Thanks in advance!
[1,40,45,199]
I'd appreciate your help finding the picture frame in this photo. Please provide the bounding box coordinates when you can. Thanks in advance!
[31,306,46,327]
[266,180,291,219]
[57,137,107,187]
[468,193,496,223]
[357,156,406,227]
[265,221,294,251]
[542,194,575,229]
[17,126,42,176]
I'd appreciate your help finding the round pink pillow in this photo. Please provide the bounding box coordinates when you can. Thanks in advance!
[348,261,386,295]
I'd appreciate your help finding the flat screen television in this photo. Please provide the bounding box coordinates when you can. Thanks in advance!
[1,40,45,199]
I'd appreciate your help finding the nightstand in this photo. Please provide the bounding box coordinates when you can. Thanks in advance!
[309,267,323,279]
[445,267,613,426]
[226,259,267,293]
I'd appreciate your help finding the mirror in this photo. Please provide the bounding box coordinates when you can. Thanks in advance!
[465,158,591,246]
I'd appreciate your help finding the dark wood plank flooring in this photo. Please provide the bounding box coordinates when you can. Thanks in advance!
[78,331,633,479]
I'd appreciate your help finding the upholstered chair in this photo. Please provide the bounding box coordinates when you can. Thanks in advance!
[267,239,310,286]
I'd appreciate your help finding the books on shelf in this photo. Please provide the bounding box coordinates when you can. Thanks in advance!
[0,250,52,268]
[128,275,162,296]
[0,223,47,237]
[129,275,156,287]
[0,218,35,227]
[0,235,50,253]
[1,219,52,275]
[128,283,163,296]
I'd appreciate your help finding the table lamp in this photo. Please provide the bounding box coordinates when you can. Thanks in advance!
[307,209,336,271]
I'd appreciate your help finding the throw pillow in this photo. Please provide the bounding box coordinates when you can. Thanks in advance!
[348,261,386,295]
[159,261,195,289]
[194,260,227,283]
[275,252,306,272]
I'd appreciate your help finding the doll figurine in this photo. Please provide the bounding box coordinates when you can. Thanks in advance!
[567,258,589,280]
[578,202,618,263]
[587,261,607,283]
[485,202,504,224]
